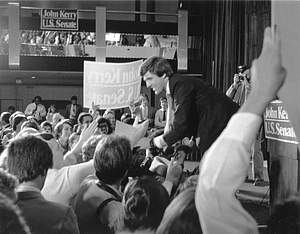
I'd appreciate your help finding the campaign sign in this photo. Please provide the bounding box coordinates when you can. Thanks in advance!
[264,100,298,144]
[83,60,143,109]
[41,9,78,30]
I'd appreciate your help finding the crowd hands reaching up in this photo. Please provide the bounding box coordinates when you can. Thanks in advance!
[0,27,299,234]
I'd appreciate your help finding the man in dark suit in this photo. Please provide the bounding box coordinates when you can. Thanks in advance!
[138,56,239,157]
[65,95,83,125]
[6,135,80,234]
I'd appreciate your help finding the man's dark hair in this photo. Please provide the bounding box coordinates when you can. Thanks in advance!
[77,112,92,125]
[8,106,16,112]
[1,112,11,124]
[94,135,132,185]
[6,135,53,183]
[140,56,174,78]
[71,95,78,101]
[33,96,42,102]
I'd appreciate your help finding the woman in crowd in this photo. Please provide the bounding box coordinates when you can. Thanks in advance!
[54,119,73,155]
[40,121,53,134]
[46,104,64,127]
[103,109,116,132]
[96,117,112,135]
[116,175,170,234]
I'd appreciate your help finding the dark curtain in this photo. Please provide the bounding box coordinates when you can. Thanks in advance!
[201,0,271,93]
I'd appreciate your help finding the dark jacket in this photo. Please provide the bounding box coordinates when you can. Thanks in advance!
[17,191,79,234]
[163,73,239,155]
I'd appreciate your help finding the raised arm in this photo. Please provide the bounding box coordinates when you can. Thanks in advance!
[195,27,286,234]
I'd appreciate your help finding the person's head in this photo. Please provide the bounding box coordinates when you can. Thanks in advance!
[78,112,93,129]
[54,119,73,140]
[12,114,27,132]
[82,135,105,162]
[243,69,251,81]
[33,95,42,105]
[94,135,132,185]
[156,187,202,234]
[103,109,116,129]
[175,175,199,196]
[238,65,248,75]
[139,93,149,107]
[40,121,53,133]
[6,135,53,184]
[0,193,32,234]
[0,169,19,203]
[140,56,174,95]
[71,95,78,105]
[267,193,300,234]
[49,104,57,113]
[95,109,102,119]
[96,117,112,135]
[0,112,11,125]
[160,97,168,110]
[7,106,16,114]
[20,120,40,132]
[38,133,64,169]
[121,175,170,232]
[68,132,80,151]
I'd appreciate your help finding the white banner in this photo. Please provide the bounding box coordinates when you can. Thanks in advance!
[83,60,143,109]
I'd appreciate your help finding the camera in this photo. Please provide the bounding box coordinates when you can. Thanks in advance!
[238,75,244,81]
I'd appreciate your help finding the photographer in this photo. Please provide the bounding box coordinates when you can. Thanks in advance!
[226,65,251,106]
[226,65,265,186]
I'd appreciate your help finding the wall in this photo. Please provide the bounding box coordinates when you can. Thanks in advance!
[0,84,83,114]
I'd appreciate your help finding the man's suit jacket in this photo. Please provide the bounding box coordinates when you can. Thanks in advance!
[163,73,239,155]
[17,191,79,234]
[65,104,83,121]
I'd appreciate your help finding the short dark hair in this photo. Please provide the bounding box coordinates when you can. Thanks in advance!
[41,121,53,132]
[54,119,73,139]
[8,106,16,112]
[78,112,92,125]
[6,135,53,183]
[94,135,132,185]
[122,175,170,232]
[140,56,174,78]
[139,93,149,102]
[97,117,112,134]
[1,112,11,124]
[71,95,78,101]
[33,95,42,102]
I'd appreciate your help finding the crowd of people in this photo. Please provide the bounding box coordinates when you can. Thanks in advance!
[0,27,299,234]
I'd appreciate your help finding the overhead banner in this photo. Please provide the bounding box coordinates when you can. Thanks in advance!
[264,100,298,144]
[41,9,78,30]
[83,60,143,109]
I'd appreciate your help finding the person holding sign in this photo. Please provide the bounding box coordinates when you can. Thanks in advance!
[137,57,239,156]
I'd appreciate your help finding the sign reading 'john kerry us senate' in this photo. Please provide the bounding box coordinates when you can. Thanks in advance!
[41,9,78,30]
[83,60,143,109]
